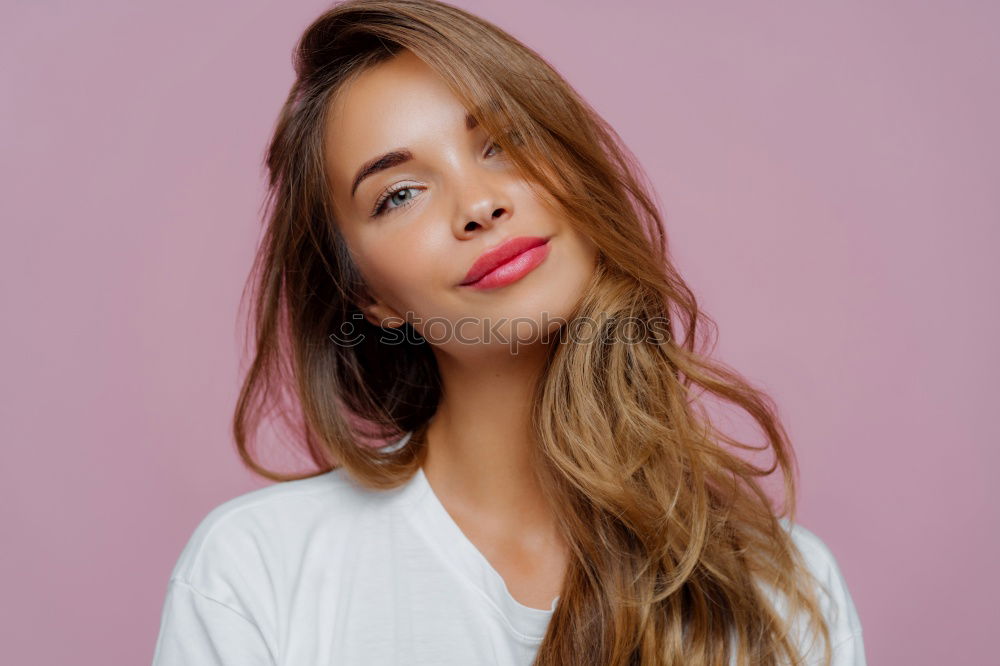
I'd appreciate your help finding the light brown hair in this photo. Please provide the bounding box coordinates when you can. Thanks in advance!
[234,0,835,662]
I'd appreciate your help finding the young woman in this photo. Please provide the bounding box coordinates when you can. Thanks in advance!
[152,1,866,664]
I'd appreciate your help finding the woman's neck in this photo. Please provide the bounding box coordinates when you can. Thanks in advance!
[423,342,554,531]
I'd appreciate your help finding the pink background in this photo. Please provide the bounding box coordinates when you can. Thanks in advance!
[3,1,997,663]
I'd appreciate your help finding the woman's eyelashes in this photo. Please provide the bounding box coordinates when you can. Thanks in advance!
[369,138,508,218]
[484,139,502,158]
[371,184,422,217]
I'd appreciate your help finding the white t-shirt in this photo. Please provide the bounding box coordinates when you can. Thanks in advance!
[152,433,866,665]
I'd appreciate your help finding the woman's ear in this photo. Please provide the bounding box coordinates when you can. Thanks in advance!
[359,300,405,329]
[352,279,405,329]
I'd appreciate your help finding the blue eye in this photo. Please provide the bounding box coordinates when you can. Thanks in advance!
[372,185,421,218]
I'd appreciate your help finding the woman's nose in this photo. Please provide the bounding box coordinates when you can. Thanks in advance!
[453,179,513,235]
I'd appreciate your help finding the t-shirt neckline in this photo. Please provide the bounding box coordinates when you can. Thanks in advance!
[391,431,559,643]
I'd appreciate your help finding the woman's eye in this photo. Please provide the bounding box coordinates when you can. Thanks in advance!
[373,186,421,217]
[486,130,523,158]
[485,141,503,158]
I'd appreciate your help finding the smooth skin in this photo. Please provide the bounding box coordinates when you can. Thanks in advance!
[324,49,599,610]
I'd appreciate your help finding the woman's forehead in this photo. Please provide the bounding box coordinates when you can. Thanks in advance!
[327,54,463,144]
[323,57,477,198]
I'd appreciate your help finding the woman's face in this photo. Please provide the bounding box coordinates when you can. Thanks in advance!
[324,49,599,356]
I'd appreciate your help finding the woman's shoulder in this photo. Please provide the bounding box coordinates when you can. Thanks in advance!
[779,518,857,608]
[780,518,844,578]
[775,517,867,660]
[155,468,399,664]
[165,467,383,589]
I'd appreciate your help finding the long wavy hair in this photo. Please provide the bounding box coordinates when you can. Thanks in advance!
[233,0,835,663]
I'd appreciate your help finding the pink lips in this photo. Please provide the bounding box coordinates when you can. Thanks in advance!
[459,236,551,289]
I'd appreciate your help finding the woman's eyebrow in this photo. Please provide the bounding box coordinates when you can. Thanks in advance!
[350,111,480,199]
